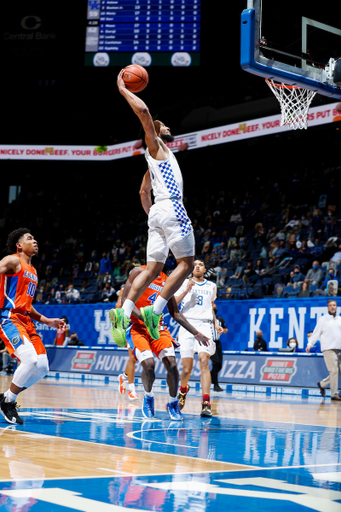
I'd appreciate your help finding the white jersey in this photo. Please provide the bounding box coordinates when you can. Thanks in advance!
[177,279,217,321]
[145,147,183,203]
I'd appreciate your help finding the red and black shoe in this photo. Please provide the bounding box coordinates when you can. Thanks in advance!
[177,385,190,411]
[200,401,212,417]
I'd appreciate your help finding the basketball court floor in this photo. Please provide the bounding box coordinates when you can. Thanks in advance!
[0,374,340,511]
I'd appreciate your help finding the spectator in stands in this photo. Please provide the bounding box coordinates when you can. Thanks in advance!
[201,241,212,262]
[66,284,80,304]
[35,285,46,305]
[297,240,310,257]
[304,261,323,288]
[327,283,337,297]
[67,332,84,346]
[331,244,341,264]
[287,265,306,290]
[99,252,112,277]
[310,209,324,239]
[322,268,339,291]
[55,284,66,304]
[254,224,267,246]
[229,243,246,265]
[230,209,242,224]
[242,261,257,285]
[112,257,122,283]
[118,242,127,262]
[253,330,268,351]
[286,337,299,352]
[298,282,310,297]
[263,257,276,275]
[274,240,288,262]
[325,210,336,239]
[101,282,117,302]
[218,242,228,267]
[255,259,264,274]
[266,226,278,244]
[268,240,279,259]
[80,280,89,294]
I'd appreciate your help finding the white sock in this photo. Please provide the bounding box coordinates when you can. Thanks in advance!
[128,383,135,392]
[5,389,17,403]
[122,299,135,319]
[153,296,168,316]
[144,390,154,397]
[169,395,177,403]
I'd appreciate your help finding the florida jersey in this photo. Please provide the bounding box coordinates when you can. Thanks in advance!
[131,267,168,327]
[0,254,38,316]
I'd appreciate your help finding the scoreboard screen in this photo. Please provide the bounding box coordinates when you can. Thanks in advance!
[85,0,201,67]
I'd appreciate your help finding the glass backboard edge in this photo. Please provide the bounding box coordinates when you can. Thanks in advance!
[240,7,341,99]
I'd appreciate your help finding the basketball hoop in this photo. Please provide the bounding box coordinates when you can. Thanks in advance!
[265,79,316,130]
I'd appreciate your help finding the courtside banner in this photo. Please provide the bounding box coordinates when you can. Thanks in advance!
[46,346,330,387]
[1,103,340,161]
[35,298,335,352]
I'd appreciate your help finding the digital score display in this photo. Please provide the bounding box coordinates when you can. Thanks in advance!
[85,0,201,67]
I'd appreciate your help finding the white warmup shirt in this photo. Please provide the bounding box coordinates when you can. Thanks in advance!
[177,279,217,321]
[308,313,341,352]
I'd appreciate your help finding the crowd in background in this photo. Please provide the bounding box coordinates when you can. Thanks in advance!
[1,153,340,305]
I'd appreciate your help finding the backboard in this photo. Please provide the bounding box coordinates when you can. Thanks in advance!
[241,0,341,99]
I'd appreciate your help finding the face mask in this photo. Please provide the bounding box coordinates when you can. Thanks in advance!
[256,334,262,339]
[289,342,296,348]
[312,265,318,269]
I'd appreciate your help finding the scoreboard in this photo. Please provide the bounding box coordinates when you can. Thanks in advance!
[85,0,201,67]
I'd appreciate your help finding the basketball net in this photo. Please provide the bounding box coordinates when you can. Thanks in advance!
[265,79,316,130]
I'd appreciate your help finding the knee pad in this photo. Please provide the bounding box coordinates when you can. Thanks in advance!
[36,354,49,379]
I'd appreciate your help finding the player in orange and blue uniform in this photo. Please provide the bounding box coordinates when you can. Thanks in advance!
[0,228,66,425]
[110,265,209,420]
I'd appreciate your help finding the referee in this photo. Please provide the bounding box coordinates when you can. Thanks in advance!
[211,305,228,392]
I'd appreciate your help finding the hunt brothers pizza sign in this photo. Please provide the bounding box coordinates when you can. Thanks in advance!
[260,359,297,383]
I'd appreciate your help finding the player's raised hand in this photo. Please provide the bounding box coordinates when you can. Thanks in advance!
[186,278,195,293]
[117,69,126,91]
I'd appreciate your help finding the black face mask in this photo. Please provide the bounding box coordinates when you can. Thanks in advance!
[256,334,262,339]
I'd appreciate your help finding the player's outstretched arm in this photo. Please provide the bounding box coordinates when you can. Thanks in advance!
[117,69,159,155]
[167,296,209,346]
[30,305,66,330]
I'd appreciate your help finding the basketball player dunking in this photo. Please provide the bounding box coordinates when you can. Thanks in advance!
[111,69,200,346]
[0,228,66,424]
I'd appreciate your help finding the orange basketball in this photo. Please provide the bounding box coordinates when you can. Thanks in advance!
[122,65,149,93]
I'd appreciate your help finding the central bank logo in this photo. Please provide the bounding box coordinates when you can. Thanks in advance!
[71,351,96,371]
[260,358,297,383]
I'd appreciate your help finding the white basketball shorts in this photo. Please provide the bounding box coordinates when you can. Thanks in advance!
[147,199,195,263]
[178,320,216,359]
